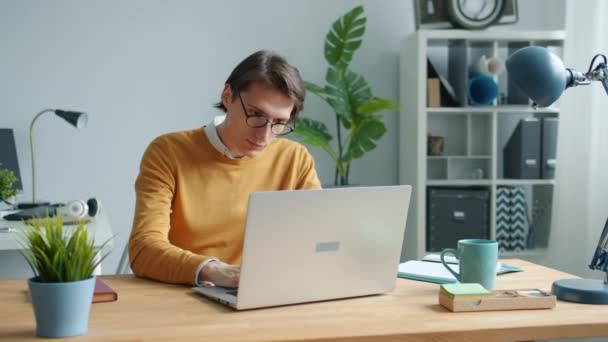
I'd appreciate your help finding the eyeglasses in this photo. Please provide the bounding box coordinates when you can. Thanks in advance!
[236,89,295,136]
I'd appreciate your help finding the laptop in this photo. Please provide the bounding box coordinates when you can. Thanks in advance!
[192,185,411,310]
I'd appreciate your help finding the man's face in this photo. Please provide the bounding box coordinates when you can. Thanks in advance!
[218,82,294,158]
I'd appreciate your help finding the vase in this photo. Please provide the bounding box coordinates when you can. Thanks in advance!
[28,276,95,338]
[468,75,499,105]
[427,135,445,156]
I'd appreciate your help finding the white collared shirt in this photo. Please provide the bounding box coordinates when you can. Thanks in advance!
[203,115,244,159]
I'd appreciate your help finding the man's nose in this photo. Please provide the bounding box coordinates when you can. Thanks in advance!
[254,123,272,139]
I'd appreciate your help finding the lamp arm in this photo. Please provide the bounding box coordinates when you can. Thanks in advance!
[567,55,608,93]
[565,68,590,88]
[586,59,608,96]
[29,108,55,204]
[589,217,608,274]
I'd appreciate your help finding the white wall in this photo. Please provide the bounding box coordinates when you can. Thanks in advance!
[543,0,608,280]
[0,0,565,274]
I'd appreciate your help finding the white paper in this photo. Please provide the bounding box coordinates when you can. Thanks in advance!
[398,260,459,281]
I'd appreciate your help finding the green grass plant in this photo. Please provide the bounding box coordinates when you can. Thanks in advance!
[18,214,111,282]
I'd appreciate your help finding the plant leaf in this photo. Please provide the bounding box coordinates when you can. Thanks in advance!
[357,97,400,114]
[292,117,333,149]
[0,164,18,201]
[324,5,366,70]
[16,214,113,282]
[343,117,386,161]
[325,67,373,119]
[305,81,328,98]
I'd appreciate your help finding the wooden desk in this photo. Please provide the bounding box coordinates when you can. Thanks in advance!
[1,259,608,341]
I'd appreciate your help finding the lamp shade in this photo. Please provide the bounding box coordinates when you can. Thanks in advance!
[55,110,88,129]
[506,46,568,107]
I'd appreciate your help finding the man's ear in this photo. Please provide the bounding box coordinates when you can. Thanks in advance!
[221,84,233,108]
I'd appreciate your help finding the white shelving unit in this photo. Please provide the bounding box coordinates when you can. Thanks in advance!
[399,30,565,262]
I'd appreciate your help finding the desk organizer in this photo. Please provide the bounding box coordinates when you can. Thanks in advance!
[439,288,556,312]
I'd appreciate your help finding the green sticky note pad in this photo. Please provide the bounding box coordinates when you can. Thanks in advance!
[441,283,492,297]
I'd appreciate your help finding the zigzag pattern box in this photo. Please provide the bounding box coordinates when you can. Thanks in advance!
[496,187,529,252]
[496,188,510,251]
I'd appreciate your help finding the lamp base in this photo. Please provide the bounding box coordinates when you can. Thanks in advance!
[16,202,51,210]
[552,278,608,304]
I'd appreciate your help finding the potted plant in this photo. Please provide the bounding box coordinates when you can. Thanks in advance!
[293,5,400,186]
[18,215,110,338]
[0,164,18,203]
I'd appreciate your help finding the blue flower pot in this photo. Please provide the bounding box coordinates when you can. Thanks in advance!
[28,276,95,338]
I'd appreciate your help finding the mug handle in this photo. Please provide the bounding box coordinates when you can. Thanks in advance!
[440,248,460,281]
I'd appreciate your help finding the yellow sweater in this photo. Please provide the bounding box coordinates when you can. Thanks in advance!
[129,128,321,285]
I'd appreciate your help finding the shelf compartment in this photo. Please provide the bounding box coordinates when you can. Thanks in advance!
[496,41,531,105]
[448,158,491,180]
[497,112,559,179]
[467,41,496,106]
[427,158,447,180]
[495,184,553,253]
[427,39,462,107]
[427,187,491,252]
[470,114,492,156]
[428,114,467,156]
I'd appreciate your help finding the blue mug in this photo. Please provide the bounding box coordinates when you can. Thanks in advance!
[440,239,498,290]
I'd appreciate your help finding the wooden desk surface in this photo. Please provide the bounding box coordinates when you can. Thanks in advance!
[1,259,608,342]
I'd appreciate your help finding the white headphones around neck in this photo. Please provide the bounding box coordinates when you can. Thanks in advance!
[58,198,100,218]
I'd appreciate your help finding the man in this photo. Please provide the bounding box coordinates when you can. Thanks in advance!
[129,50,321,287]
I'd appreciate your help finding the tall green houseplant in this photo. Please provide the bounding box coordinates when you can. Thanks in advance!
[294,5,399,186]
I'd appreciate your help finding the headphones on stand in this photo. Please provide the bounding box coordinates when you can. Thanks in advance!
[58,198,100,219]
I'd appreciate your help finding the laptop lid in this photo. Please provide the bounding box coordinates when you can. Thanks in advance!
[234,185,411,310]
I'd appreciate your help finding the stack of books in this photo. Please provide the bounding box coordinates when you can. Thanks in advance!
[439,283,556,312]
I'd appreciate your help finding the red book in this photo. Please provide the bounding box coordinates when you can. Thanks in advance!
[93,278,117,303]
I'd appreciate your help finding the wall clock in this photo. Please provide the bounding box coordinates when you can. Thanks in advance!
[414,0,518,30]
[447,0,505,29]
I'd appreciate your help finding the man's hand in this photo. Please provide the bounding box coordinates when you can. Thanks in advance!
[199,260,240,288]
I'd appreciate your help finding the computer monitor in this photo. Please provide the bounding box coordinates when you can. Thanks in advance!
[0,128,23,192]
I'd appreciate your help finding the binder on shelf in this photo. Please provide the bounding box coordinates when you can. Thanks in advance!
[427,78,441,107]
[503,118,541,179]
[427,58,459,107]
[541,118,558,179]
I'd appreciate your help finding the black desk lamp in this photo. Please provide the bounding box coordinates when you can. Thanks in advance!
[18,109,88,209]
[506,47,608,304]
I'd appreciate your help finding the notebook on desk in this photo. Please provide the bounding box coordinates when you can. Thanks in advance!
[192,185,412,310]
[398,255,523,284]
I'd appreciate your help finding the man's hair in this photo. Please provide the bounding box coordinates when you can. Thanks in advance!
[214,50,306,121]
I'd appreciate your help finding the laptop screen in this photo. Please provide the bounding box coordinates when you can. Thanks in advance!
[0,128,23,191]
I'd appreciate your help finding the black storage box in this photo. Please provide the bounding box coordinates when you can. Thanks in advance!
[427,188,490,252]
